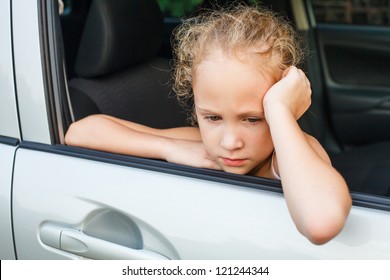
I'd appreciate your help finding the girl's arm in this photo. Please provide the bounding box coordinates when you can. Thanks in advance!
[65,114,220,169]
[264,67,352,245]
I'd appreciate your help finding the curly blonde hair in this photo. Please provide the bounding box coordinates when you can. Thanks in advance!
[171,4,305,125]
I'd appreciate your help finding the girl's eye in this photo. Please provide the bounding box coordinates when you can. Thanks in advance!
[206,116,221,122]
[247,117,260,123]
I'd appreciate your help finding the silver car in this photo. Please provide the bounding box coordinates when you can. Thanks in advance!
[1,0,390,259]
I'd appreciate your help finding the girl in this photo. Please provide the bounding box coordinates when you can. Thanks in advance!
[65,5,352,245]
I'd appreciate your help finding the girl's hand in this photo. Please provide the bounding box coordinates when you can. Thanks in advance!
[263,66,311,121]
[164,139,222,170]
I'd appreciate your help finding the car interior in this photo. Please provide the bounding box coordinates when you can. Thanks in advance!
[57,0,390,198]
[66,0,188,128]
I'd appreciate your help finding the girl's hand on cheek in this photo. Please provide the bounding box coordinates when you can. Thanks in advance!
[263,66,312,121]
[164,139,222,170]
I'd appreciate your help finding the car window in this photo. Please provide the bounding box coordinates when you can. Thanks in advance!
[157,0,261,17]
[59,0,390,202]
[59,0,72,15]
[312,0,390,26]
[157,0,204,17]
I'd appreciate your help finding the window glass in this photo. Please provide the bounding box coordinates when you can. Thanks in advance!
[157,0,260,17]
[313,0,390,26]
[157,0,204,17]
[58,0,72,15]
[63,0,72,14]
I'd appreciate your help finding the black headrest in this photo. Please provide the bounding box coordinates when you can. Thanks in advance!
[75,0,164,78]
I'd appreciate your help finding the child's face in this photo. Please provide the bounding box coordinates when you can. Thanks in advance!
[193,51,276,175]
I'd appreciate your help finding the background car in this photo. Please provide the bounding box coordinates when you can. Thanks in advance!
[0,0,390,260]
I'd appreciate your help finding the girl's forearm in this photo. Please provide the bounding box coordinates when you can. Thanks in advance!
[266,105,351,244]
[65,115,219,170]
[65,115,172,160]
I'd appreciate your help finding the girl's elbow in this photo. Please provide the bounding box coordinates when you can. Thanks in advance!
[65,115,100,146]
[304,205,351,245]
[305,182,352,245]
[65,121,83,146]
[304,222,342,245]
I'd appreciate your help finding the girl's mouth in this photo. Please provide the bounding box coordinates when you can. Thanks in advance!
[221,157,246,167]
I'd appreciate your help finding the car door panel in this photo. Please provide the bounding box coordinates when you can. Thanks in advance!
[0,0,20,140]
[0,141,18,259]
[316,24,390,146]
[12,0,51,144]
[12,146,390,259]
[12,147,295,259]
[0,0,20,260]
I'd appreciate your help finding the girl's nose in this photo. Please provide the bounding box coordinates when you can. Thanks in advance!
[220,127,244,151]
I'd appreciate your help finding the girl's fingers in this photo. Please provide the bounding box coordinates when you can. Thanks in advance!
[297,68,311,89]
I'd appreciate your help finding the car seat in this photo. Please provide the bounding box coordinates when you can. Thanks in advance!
[67,0,188,128]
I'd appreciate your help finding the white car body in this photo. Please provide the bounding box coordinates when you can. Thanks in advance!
[1,0,390,260]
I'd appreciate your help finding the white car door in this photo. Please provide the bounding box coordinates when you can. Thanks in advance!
[12,145,390,259]
[10,0,390,260]
[0,0,20,260]
[0,139,19,260]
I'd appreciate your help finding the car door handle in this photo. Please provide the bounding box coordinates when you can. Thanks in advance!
[40,223,169,260]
